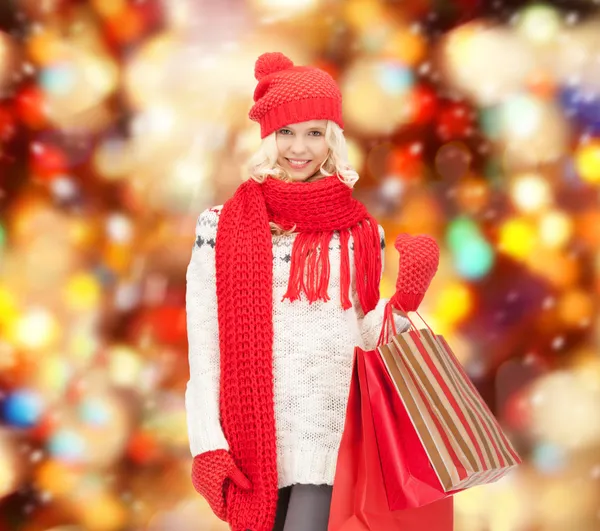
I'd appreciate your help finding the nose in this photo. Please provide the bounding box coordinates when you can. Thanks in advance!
[289,135,307,155]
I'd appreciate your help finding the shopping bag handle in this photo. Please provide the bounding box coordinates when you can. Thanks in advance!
[376,299,435,347]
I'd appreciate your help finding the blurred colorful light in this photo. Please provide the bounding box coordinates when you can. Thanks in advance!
[3,390,44,428]
[500,94,544,138]
[557,289,593,328]
[47,429,87,463]
[39,63,77,95]
[376,61,414,95]
[79,398,112,427]
[442,23,535,106]
[64,274,102,311]
[382,25,427,66]
[344,0,386,30]
[538,210,573,248]
[35,459,80,496]
[434,282,473,326]
[75,490,128,531]
[33,356,71,396]
[108,346,143,388]
[455,177,491,214]
[454,236,495,280]
[250,0,318,18]
[574,140,600,184]
[0,434,21,498]
[447,216,481,250]
[498,218,537,261]
[11,307,60,350]
[91,0,126,19]
[510,172,553,214]
[529,370,600,449]
[342,58,413,134]
[516,5,562,45]
[532,442,567,474]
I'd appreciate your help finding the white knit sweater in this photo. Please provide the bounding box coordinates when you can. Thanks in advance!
[185,205,410,488]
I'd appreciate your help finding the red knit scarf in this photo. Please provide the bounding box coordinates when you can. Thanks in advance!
[214,174,381,530]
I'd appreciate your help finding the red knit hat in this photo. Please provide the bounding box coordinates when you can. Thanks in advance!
[249,52,344,138]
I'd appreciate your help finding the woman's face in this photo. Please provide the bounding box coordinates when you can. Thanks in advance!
[275,120,329,182]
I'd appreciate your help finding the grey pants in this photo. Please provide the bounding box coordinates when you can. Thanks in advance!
[272,484,333,531]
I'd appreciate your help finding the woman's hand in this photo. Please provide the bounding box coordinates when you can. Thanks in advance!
[390,233,440,312]
[191,449,252,521]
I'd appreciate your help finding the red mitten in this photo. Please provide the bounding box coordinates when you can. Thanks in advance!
[191,449,252,521]
[390,233,440,312]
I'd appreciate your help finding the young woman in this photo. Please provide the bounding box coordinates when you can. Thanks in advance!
[185,52,411,531]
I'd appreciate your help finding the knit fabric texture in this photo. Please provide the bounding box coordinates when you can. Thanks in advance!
[211,175,381,531]
[248,52,343,138]
[185,201,409,531]
[390,233,440,312]
[191,449,251,522]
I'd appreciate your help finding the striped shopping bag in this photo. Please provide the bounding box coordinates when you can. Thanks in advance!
[370,301,522,509]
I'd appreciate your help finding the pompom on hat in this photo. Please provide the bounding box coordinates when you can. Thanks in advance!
[249,52,344,138]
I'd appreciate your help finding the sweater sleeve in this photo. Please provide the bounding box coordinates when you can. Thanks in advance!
[353,224,411,351]
[185,207,229,457]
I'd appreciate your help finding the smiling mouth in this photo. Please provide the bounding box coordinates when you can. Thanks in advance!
[286,158,311,168]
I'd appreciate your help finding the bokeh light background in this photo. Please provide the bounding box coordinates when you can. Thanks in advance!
[0,0,599,529]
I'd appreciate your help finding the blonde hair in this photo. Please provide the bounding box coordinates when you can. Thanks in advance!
[245,121,359,235]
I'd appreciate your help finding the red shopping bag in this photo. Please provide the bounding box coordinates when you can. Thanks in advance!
[327,344,453,531]
[372,303,521,503]
[364,343,462,510]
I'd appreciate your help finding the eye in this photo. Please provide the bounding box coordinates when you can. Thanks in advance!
[278,128,292,135]
[309,131,323,136]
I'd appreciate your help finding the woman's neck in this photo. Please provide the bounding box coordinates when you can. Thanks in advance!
[304,170,326,183]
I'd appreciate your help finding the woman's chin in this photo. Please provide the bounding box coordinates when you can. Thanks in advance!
[287,167,319,181]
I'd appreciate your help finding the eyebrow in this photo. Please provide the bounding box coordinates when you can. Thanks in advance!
[281,127,326,132]
[282,125,326,130]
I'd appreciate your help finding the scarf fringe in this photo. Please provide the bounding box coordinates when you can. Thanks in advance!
[282,215,380,314]
[282,231,334,304]
[339,229,351,310]
[351,216,381,314]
